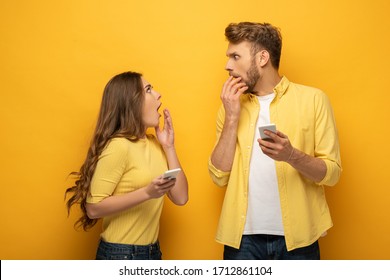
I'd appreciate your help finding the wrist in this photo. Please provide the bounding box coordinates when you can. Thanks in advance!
[163,146,178,163]
[223,118,239,133]
[286,147,298,164]
[225,115,240,125]
[142,185,153,200]
[286,148,305,164]
[162,144,176,152]
[288,147,295,161]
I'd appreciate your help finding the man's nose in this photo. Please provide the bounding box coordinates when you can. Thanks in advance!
[225,59,233,71]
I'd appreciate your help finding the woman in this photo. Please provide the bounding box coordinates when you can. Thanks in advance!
[65,71,188,260]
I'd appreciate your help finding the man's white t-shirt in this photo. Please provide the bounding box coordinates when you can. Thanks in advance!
[243,93,284,236]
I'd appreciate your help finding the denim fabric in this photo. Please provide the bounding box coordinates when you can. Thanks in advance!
[96,239,162,260]
[224,235,320,260]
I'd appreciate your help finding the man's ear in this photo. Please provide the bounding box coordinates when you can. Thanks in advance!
[258,50,270,67]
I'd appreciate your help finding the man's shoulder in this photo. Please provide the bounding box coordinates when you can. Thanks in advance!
[287,81,326,98]
[289,80,322,92]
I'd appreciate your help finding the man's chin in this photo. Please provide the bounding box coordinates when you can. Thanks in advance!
[244,88,254,94]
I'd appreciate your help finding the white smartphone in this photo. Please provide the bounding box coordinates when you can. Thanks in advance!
[258,124,277,139]
[163,168,181,179]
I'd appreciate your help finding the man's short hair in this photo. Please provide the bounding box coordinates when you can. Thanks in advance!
[225,22,282,69]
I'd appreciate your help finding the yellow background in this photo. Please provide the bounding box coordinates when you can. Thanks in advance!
[1,0,389,260]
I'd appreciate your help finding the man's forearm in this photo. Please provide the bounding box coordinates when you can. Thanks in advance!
[210,119,239,172]
[286,148,327,183]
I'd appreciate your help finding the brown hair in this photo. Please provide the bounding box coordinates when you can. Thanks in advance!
[225,22,282,69]
[65,71,145,230]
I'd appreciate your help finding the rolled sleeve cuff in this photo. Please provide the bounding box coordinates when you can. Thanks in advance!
[208,158,230,187]
[318,159,342,186]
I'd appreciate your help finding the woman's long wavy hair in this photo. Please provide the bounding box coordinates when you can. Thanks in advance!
[65,71,145,230]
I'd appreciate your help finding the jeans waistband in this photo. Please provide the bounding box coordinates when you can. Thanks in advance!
[99,239,160,254]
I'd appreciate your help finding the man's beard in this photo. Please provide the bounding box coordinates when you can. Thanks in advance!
[244,58,260,94]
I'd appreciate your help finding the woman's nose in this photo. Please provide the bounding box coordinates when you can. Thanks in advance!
[154,91,161,100]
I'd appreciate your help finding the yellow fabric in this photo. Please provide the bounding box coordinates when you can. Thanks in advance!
[208,76,342,251]
[87,136,168,245]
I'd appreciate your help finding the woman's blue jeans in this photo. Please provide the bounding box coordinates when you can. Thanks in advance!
[96,239,162,260]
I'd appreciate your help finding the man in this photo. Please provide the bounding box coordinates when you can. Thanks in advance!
[208,22,341,260]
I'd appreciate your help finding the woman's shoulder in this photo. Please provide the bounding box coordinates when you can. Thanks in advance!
[105,137,132,152]
[109,135,161,146]
[109,136,159,148]
[109,137,130,144]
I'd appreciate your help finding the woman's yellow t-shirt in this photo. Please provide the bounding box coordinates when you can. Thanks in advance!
[87,136,168,245]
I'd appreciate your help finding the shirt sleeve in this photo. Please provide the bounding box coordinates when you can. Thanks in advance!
[208,158,231,187]
[208,105,231,187]
[314,91,342,186]
[87,139,129,203]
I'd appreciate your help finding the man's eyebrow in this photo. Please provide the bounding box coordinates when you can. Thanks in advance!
[226,52,239,57]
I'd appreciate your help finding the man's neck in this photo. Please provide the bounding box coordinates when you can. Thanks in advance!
[254,71,282,96]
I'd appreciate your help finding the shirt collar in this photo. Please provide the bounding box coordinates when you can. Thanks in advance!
[247,76,290,101]
[274,76,290,99]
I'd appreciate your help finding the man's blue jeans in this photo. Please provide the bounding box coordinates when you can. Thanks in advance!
[96,239,162,260]
[224,235,320,260]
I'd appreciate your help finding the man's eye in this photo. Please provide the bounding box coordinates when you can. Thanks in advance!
[234,55,239,60]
